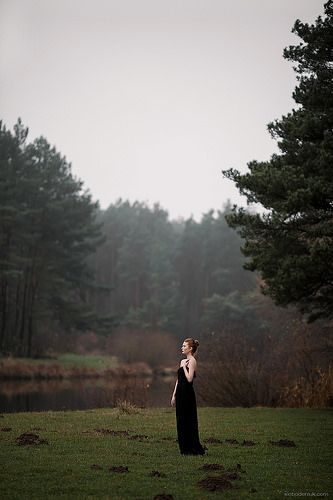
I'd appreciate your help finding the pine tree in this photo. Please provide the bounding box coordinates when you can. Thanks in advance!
[0,120,104,355]
[222,1,333,321]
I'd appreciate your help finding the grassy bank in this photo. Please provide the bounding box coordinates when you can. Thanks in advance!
[0,407,332,499]
[0,355,154,379]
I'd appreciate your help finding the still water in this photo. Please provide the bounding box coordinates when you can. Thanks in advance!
[0,376,181,413]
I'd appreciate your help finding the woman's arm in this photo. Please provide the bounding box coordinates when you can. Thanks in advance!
[183,358,196,383]
[171,380,178,406]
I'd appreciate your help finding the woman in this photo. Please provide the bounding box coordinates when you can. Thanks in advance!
[171,338,205,455]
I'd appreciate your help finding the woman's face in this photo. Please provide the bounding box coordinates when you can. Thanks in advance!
[181,341,192,355]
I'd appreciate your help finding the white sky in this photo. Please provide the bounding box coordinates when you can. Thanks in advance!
[0,0,325,220]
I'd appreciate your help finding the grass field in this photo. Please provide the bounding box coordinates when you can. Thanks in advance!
[0,407,332,499]
[56,354,119,369]
[1,354,119,369]
[0,355,127,381]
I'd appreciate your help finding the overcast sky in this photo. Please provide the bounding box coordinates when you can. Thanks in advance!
[0,0,325,220]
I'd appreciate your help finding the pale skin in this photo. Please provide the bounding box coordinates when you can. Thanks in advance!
[170,340,197,407]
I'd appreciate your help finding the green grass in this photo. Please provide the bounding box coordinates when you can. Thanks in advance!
[56,354,118,369]
[1,354,119,369]
[0,408,332,499]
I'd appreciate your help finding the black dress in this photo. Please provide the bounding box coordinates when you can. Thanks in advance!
[175,365,205,455]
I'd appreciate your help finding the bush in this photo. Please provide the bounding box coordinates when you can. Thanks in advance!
[105,328,179,368]
[115,399,140,415]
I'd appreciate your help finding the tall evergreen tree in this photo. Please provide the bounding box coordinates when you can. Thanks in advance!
[222,1,333,321]
[0,120,104,355]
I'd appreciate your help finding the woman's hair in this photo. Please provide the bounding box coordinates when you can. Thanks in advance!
[184,338,200,354]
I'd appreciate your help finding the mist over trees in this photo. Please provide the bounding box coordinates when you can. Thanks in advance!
[89,200,256,339]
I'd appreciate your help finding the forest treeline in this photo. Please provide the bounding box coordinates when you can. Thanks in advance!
[89,199,256,337]
[1,3,332,407]
[0,118,256,356]
[0,119,331,406]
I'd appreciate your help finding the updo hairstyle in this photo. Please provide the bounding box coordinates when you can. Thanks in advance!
[184,338,200,354]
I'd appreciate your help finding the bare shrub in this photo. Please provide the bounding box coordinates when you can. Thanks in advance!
[198,324,333,408]
[105,328,178,368]
[278,366,333,407]
[198,291,333,408]
[115,399,140,415]
[197,333,280,406]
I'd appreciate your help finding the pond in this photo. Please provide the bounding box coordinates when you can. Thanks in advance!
[0,375,203,412]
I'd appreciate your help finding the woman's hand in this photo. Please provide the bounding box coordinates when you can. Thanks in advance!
[182,357,196,382]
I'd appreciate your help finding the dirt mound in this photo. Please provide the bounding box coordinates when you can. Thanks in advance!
[242,440,256,446]
[269,439,296,447]
[94,429,131,437]
[204,437,222,444]
[198,475,233,492]
[225,438,239,444]
[128,434,149,441]
[198,463,245,492]
[16,433,48,446]
[149,470,166,478]
[109,465,129,473]
[199,463,224,471]
[93,428,149,441]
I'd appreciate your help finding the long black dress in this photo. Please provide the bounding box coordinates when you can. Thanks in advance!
[175,365,205,455]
